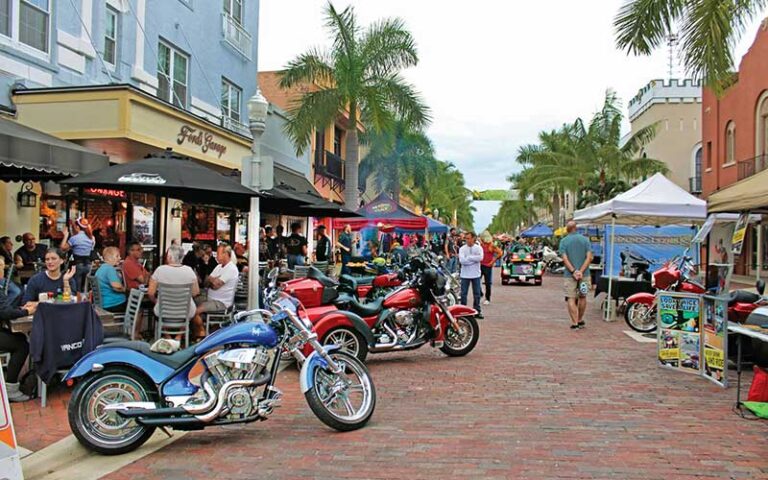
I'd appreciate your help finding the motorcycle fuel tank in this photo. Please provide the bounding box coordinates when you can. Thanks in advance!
[373,273,401,288]
[383,287,422,310]
[194,321,279,355]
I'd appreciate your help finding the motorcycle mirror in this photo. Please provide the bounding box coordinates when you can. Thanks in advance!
[757,279,766,296]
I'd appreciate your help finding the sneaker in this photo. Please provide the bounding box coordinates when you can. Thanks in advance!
[476,313,484,319]
[570,324,580,330]
[483,299,490,306]
[578,321,585,329]
[6,383,30,403]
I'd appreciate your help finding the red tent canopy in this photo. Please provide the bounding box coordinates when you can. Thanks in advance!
[332,193,428,231]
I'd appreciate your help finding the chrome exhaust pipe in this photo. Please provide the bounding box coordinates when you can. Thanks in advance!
[195,373,270,423]
[181,380,218,414]
[370,323,399,351]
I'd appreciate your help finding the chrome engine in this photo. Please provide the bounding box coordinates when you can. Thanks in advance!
[394,309,417,327]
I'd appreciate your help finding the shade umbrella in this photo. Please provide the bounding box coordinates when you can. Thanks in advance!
[520,223,554,238]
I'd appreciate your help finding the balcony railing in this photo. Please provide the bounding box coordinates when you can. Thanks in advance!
[222,116,251,137]
[221,14,252,60]
[318,150,345,181]
[689,176,702,194]
[737,154,768,181]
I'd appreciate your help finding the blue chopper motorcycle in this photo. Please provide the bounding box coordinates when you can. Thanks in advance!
[65,269,376,455]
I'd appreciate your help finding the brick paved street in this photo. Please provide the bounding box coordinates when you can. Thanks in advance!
[97,273,765,478]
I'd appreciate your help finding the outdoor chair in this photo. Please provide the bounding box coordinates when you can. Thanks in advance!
[312,261,329,274]
[156,283,194,347]
[292,265,310,279]
[104,289,145,343]
[234,272,248,310]
[88,274,126,334]
[204,304,234,336]
[2,264,14,295]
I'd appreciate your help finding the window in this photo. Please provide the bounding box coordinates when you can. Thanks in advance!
[223,0,243,24]
[314,129,325,166]
[0,0,10,37]
[333,127,342,156]
[725,121,736,165]
[759,95,768,157]
[157,42,188,109]
[220,79,242,122]
[104,7,118,65]
[706,141,712,169]
[19,0,49,52]
[692,147,702,193]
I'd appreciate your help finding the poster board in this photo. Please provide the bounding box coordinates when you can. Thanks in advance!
[0,369,23,480]
[702,295,729,387]
[731,212,749,255]
[657,292,702,374]
[603,225,698,276]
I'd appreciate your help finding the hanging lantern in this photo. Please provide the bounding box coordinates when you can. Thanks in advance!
[171,201,183,218]
[17,182,37,208]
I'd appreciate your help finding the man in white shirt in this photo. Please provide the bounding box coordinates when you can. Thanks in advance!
[192,244,239,338]
[459,231,484,319]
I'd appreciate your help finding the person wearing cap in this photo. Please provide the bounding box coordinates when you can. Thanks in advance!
[314,225,331,263]
[61,218,96,291]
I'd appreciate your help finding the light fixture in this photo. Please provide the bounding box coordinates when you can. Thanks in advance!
[171,201,183,218]
[17,182,37,208]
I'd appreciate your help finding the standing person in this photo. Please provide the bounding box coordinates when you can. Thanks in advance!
[94,247,127,313]
[479,231,503,305]
[61,218,96,292]
[274,225,287,260]
[285,223,308,269]
[123,242,149,291]
[338,224,353,275]
[459,232,484,319]
[192,245,239,339]
[560,220,593,330]
[182,243,202,270]
[314,225,331,263]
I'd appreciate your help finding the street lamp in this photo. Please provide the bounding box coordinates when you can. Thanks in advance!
[242,87,272,309]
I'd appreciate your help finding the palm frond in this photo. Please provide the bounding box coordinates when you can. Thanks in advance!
[361,18,419,78]
[284,88,343,155]
[279,48,335,89]
[370,75,432,129]
[614,0,685,55]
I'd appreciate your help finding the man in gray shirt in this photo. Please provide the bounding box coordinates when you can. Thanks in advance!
[559,221,593,330]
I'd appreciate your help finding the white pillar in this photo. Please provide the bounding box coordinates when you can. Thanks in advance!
[605,216,617,322]
[307,217,315,261]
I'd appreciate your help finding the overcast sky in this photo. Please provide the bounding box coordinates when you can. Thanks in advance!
[258,1,766,191]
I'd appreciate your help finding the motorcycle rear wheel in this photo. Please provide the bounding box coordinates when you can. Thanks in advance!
[305,352,376,431]
[625,302,658,333]
[68,367,157,455]
[441,315,480,357]
[322,327,368,362]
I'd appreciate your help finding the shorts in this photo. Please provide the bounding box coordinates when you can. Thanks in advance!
[563,276,590,299]
[195,296,227,313]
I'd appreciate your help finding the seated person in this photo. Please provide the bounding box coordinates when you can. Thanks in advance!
[122,241,149,291]
[148,245,200,328]
[22,248,77,303]
[192,245,238,339]
[0,301,37,402]
[0,257,21,308]
[95,247,127,313]
[14,232,48,270]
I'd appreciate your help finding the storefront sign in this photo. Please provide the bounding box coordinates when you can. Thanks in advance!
[176,125,228,159]
[118,173,166,185]
[84,188,126,199]
[657,292,702,374]
[702,295,728,387]
[731,212,750,255]
[0,369,23,480]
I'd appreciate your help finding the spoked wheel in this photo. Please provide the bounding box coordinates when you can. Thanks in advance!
[624,302,658,333]
[440,315,480,357]
[305,352,376,431]
[445,291,459,306]
[322,327,368,362]
[68,367,157,455]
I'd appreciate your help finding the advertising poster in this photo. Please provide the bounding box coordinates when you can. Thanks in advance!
[182,207,214,242]
[603,225,698,276]
[731,212,749,256]
[132,205,155,246]
[657,292,702,374]
[702,296,728,387]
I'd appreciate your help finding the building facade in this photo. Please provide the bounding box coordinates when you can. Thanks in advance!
[627,78,703,194]
[701,20,768,278]
[0,0,261,259]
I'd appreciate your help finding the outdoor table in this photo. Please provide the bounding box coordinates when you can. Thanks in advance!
[9,303,115,335]
[595,275,653,301]
[727,323,768,412]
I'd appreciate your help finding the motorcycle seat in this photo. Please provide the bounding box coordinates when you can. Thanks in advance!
[728,290,761,306]
[307,266,337,288]
[101,341,198,369]
[342,297,385,317]
[340,274,376,290]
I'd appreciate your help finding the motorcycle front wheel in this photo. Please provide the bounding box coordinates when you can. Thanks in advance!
[441,315,480,357]
[625,302,658,333]
[305,352,376,432]
[68,367,157,455]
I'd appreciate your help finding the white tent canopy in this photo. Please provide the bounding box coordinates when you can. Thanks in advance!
[573,173,707,225]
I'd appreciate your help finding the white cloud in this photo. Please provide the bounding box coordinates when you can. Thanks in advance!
[259,0,766,190]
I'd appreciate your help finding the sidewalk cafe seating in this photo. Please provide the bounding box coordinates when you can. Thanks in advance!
[87,274,125,333]
[204,284,237,336]
[103,288,145,343]
[156,283,194,347]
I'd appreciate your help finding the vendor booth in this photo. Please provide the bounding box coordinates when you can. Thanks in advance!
[395,216,449,234]
[520,223,553,238]
[332,193,428,231]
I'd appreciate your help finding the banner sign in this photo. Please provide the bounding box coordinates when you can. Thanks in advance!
[0,369,23,480]
[702,295,728,387]
[731,212,749,256]
[577,226,603,259]
[657,292,702,374]
[603,225,698,276]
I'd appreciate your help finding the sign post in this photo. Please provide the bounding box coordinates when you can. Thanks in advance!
[0,368,23,480]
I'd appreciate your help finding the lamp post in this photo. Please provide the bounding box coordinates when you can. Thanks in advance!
[243,88,271,309]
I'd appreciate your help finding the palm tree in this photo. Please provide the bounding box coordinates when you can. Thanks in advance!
[280,2,430,209]
[614,0,767,92]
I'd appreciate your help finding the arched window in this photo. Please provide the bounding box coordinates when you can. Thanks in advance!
[725,121,736,165]
[759,93,768,158]
[691,146,702,193]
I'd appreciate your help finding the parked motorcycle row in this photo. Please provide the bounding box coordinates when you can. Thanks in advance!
[63,252,479,455]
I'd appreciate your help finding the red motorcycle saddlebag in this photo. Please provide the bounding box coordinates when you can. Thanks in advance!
[748,366,768,402]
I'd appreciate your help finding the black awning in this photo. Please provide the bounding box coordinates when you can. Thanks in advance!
[268,166,360,218]
[0,116,109,181]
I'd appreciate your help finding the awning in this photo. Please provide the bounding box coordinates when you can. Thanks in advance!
[708,169,768,213]
[521,223,554,238]
[332,193,428,231]
[0,116,108,181]
[269,166,360,218]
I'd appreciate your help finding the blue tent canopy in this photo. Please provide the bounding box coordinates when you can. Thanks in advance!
[395,216,449,234]
[521,223,554,238]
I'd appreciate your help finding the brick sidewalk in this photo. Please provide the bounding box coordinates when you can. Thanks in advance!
[12,380,73,452]
[98,271,767,480]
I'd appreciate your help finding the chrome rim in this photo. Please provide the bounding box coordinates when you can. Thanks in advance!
[445,317,474,351]
[628,303,656,330]
[324,329,361,357]
[313,354,373,423]
[80,375,150,446]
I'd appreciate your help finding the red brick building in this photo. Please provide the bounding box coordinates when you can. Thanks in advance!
[702,20,768,276]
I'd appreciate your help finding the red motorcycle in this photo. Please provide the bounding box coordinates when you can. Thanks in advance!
[338,272,403,301]
[624,255,705,332]
[275,264,479,362]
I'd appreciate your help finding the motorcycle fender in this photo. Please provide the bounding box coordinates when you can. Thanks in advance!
[299,345,341,393]
[447,304,478,318]
[63,347,175,384]
[314,310,375,347]
[626,292,655,305]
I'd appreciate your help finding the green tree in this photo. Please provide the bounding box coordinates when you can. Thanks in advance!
[280,2,430,209]
[614,0,767,93]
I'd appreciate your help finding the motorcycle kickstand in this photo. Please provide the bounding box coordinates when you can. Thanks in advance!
[159,426,174,439]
